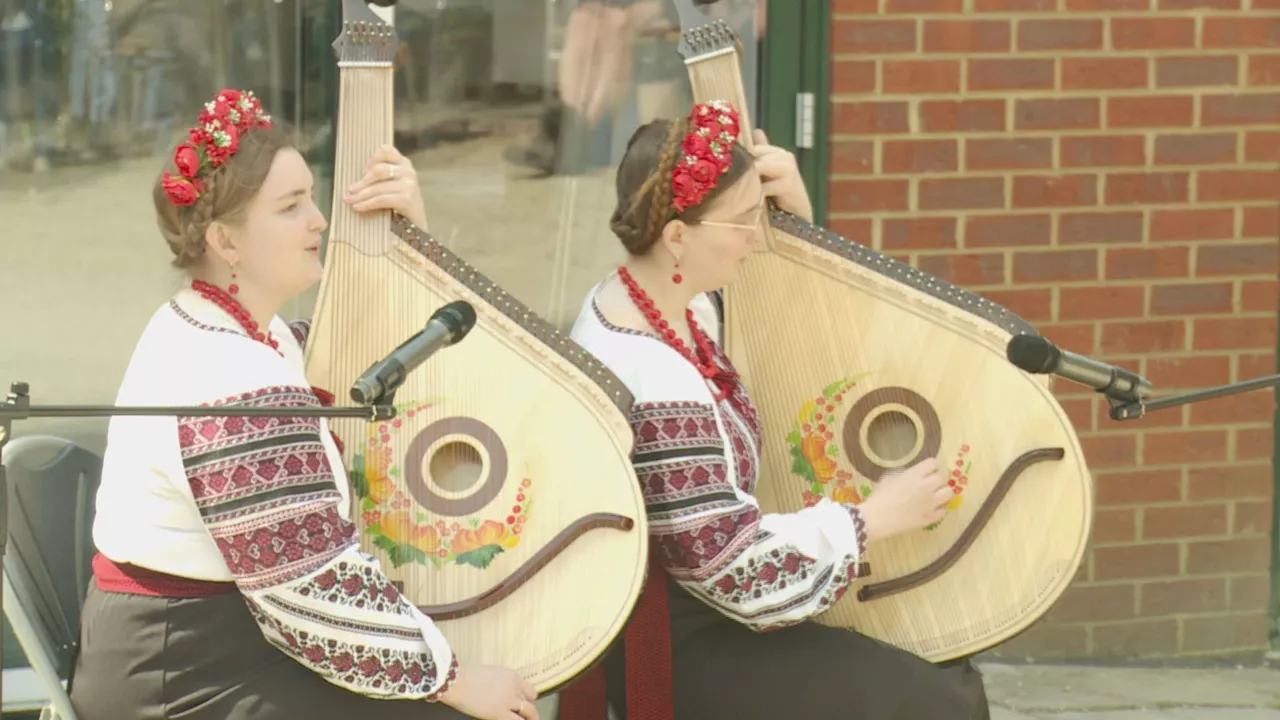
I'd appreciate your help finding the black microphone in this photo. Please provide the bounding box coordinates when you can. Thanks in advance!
[1006,334,1153,402]
[350,301,478,405]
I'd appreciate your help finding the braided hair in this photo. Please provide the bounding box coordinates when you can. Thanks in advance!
[609,117,754,256]
[152,124,294,269]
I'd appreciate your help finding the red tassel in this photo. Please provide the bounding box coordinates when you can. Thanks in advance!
[557,665,609,720]
[558,557,675,720]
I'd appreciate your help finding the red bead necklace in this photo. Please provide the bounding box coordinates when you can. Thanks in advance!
[191,279,281,353]
[617,266,726,398]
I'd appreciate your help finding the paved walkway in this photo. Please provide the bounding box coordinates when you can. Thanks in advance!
[981,662,1280,718]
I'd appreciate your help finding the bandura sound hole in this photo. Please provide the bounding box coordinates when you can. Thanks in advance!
[864,410,920,468]
[429,440,485,494]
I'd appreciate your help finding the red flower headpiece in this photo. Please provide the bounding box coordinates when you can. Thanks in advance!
[162,88,274,207]
[671,100,741,214]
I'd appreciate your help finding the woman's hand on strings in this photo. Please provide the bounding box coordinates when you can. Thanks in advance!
[439,663,540,720]
[855,458,953,543]
[750,129,814,223]
[343,145,430,231]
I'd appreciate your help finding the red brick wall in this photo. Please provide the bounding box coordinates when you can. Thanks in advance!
[828,0,1279,658]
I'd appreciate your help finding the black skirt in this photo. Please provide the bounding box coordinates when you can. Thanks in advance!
[603,588,993,720]
[69,582,471,720]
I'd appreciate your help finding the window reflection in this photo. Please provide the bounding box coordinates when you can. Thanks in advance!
[0,0,337,447]
[0,0,763,434]
[0,0,763,699]
[391,0,763,328]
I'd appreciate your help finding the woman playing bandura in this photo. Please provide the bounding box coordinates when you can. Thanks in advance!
[70,89,539,720]
[561,100,992,719]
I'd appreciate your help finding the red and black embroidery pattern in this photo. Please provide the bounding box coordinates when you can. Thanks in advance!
[299,562,406,614]
[707,546,817,603]
[246,593,457,701]
[288,318,312,348]
[179,385,456,700]
[628,376,867,629]
[179,386,341,589]
[709,343,763,494]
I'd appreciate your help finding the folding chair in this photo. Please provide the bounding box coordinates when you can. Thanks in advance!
[2,434,101,720]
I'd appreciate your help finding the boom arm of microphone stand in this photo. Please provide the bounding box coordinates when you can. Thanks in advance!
[1109,373,1280,421]
[0,379,397,703]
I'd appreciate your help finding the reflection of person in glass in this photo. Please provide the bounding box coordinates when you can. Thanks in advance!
[507,0,765,178]
[70,89,539,720]
[67,0,114,129]
[0,0,57,171]
[560,101,993,719]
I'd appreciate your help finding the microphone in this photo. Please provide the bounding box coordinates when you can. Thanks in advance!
[1006,334,1153,402]
[350,301,478,405]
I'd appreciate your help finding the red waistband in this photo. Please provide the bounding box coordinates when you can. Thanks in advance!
[92,553,238,598]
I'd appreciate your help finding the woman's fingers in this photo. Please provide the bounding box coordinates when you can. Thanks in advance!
[347,145,415,194]
[370,143,410,168]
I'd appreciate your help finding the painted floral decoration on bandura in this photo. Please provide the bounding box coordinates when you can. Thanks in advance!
[349,402,532,571]
[924,443,971,531]
[785,375,870,509]
[162,88,273,207]
[785,377,971,532]
[671,99,741,213]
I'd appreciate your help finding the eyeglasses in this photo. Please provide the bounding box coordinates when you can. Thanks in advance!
[699,193,765,231]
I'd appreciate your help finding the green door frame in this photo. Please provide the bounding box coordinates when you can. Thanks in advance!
[760,0,832,224]
[1270,345,1280,649]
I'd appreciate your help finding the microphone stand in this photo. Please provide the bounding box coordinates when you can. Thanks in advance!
[0,381,395,702]
[1108,373,1280,421]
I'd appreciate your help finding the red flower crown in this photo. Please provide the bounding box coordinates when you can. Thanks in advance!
[161,89,274,207]
[671,100,742,214]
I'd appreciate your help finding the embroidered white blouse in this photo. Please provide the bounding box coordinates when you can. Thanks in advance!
[569,274,869,632]
[93,287,456,701]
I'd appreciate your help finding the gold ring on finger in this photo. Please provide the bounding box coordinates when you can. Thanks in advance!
[386,163,397,180]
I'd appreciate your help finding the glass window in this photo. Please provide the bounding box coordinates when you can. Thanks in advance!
[391,0,765,328]
[0,0,338,703]
[0,0,764,707]
[0,0,337,445]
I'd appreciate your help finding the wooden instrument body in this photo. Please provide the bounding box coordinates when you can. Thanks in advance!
[725,212,1092,661]
[303,4,648,693]
[676,17,1093,661]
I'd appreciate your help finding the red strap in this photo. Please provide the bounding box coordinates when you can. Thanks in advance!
[92,553,237,598]
[557,663,608,720]
[559,557,675,720]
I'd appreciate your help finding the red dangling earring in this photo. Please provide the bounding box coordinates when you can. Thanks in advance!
[672,260,683,285]
[228,264,240,295]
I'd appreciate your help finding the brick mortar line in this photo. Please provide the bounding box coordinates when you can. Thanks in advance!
[1095,503,1272,511]
[828,201,1276,211]
[830,52,1280,62]
[830,130,1280,140]
[1059,350,1274,360]
[830,13,1275,20]
[867,245,1277,258]
[830,206,1275,217]
[850,131,1270,139]
[1080,611,1272,624]
[828,165,1280,177]
[1074,429,1273,439]
[1085,507,1264,517]
[1037,415,1270,425]
[1070,573,1273,585]
[829,88,1280,97]
[830,7,1278,13]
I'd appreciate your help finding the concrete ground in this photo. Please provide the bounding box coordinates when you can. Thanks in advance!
[980,661,1280,719]
[517,661,1280,719]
